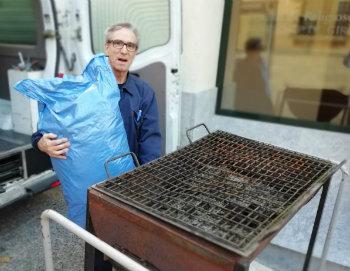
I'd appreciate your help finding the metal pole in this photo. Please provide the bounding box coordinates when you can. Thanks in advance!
[302,179,330,271]
[319,167,348,270]
[234,262,250,271]
[21,150,28,179]
[41,214,54,271]
[41,209,150,271]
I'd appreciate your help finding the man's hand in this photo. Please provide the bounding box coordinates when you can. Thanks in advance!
[38,133,70,159]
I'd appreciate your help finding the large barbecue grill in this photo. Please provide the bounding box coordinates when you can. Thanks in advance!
[86,125,343,271]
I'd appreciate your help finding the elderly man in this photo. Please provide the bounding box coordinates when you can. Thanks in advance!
[31,23,162,270]
[32,22,161,166]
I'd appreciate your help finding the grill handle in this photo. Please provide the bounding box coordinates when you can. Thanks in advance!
[186,123,211,144]
[104,152,140,178]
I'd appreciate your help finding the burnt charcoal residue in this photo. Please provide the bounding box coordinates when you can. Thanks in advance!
[97,131,334,254]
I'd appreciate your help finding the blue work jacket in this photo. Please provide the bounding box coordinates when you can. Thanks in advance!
[118,74,162,164]
[32,73,162,165]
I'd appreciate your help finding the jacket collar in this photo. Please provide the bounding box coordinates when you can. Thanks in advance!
[119,73,137,96]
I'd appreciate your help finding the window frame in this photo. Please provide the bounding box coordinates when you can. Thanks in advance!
[0,0,46,59]
[215,0,350,134]
[88,0,172,55]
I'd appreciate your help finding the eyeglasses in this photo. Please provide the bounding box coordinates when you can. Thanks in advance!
[107,39,138,52]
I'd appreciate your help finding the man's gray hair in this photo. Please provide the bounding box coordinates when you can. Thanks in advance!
[105,23,139,45]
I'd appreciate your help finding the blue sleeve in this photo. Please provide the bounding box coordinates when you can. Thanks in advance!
[138,86,162,164]
[31,131,43,150]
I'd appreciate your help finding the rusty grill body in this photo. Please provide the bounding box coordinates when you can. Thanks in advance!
[87,130,338,271]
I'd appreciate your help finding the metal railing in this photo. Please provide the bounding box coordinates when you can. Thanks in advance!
[41,209,150,271]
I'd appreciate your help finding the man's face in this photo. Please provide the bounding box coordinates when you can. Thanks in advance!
[105,28,138,74]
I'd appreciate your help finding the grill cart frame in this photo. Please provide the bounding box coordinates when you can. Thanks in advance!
[85,124,344,271]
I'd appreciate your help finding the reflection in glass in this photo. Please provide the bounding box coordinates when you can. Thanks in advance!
[233,37,274,115]
[219,0,350,128]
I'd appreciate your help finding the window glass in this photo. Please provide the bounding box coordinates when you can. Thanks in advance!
[218,0,350,132]
[0,0,37,45]
[90,0,170,53]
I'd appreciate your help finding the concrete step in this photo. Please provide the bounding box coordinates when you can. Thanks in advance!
[256,244,350,271]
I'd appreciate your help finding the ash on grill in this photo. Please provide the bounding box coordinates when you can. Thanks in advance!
[95,131,335,256]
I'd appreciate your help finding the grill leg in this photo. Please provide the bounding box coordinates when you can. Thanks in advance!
[84,209,96,271]
[84,242,96,271]
[84,204,113,271]
[302,178,330,271]
[234,262,250,271]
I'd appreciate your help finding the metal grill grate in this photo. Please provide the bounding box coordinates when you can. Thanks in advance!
[95,131,337,256]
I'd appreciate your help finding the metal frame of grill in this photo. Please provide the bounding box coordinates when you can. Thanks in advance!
[86,125,344,271]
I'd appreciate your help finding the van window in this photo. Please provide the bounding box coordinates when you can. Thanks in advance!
[217,0,350,133]
[0,0,37,45]
[89,0,170,53]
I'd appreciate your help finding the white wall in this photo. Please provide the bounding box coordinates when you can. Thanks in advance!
[181,0,225,93]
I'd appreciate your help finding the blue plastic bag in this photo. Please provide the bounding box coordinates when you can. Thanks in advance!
[15,54,135,228]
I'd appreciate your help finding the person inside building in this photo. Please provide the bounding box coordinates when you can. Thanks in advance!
[233,37,274,115]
